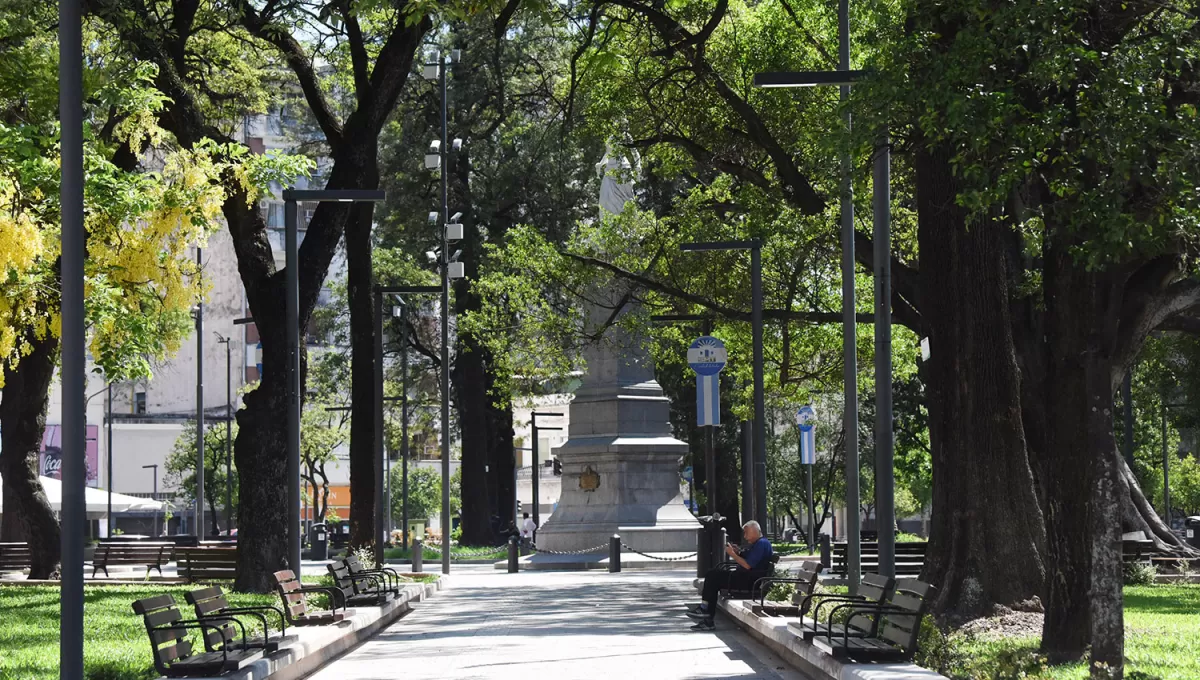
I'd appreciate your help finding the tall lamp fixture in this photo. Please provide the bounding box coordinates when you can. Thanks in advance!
[215,333,234,533]
[422,47,465,575]
[751,0,894,586]
[281,188,385,575]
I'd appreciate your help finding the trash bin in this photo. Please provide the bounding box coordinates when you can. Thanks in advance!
[1185,517,1200,550]
[310,523,329,561]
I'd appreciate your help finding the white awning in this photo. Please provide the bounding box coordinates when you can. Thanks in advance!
[0,474,164,514]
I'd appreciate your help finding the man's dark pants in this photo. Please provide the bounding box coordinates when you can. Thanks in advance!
[700,567,767,619]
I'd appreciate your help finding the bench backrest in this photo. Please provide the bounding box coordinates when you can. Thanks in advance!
[840,573,895,637]
[177,546,238,581]
[131,594,193,674]
[345,555,372,576]
[184,586,237,650]
[0,542,31,569]
[326,560,362,597]
[273,569,312,621]
[96,542,174,563]
[788,561,824,607]
[875,578,936,653]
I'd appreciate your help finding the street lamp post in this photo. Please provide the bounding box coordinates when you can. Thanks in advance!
[107,383,113,536]
[196,247,205,538]
[374,285,440,561]
[282,189,385,574]
[530,413,564,530]
[750,0,896,586]
[216,334,233,533]
[143,465,159,536]
[680,240,765,527]
[423,48,464,575]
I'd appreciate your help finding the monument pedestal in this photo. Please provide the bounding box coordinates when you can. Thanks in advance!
[536,377,699,553]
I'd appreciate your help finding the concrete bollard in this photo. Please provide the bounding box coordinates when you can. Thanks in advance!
[609,534,621,573]
[412,538,424,573]
[508,536,519,573]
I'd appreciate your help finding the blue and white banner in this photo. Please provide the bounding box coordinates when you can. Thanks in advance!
[799,426,816,465]
[689,336,727,427]
[696,374,720,427]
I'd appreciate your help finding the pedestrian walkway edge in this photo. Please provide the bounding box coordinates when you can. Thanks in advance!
[156,576,445,680]
[716,598,948,680]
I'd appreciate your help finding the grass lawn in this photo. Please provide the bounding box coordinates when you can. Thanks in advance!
[0,573,436,680]
[0,584,277,680]
[930,585,1200,680]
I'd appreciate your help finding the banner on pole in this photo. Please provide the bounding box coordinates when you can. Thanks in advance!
[796,405,817,465]
[689,336,727,427]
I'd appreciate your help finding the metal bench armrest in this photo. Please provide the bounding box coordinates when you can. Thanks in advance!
[295,584,348,611]
[810,594,865,624]
[220,605,288,637]
[150,619,233,664]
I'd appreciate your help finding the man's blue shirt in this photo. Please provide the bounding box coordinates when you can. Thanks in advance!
[740,536,773,571]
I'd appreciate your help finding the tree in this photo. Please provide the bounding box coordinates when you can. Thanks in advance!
[0,7,273,576]
[165,422,239,535]
[377,4,602,544]
[300,399,347,528]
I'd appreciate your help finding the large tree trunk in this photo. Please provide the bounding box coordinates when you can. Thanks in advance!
[0,331,62,578]
[454,328,512,545]
[347,176,380,553]
[1040,246,1124,673]
[916,143,1046,616]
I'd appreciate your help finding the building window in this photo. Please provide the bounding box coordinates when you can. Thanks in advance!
[134,391,147,414]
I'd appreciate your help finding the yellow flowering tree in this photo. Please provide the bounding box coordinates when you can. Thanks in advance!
[0,13,309,575]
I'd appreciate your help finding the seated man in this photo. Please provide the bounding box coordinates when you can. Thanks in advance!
[688,520,773,631]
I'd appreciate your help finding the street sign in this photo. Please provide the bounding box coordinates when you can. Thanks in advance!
[797,405,817,465]
[689,336,727,426]
[688,336,727,376]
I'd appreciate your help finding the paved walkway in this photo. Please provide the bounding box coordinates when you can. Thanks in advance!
[307,565,810,680]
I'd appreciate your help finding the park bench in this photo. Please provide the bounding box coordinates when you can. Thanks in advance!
[345,554,405,595]
[0,542,31,573]
[176,546,238,582]
[750,560,823,617]
[829,541,926,577]
[788,573,896,642]
[272,569,354,626]
[1121,531,1166,562]
[810,578,936,662]
[92,541,173,578]
[131,594,263,677]
[184,586,294,654]
[718,553,783,600]
[327,559,394,606]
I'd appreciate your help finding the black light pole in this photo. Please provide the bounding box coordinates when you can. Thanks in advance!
[196,247,206,537]
[423,48,463,575]
[752,0,883,586]
[143,465,159,536]
[59,0,85,670]
[680,240,765,526]
[282,189,385,574]
[376,284,440,557]
[216,334,233,533]
[107,383,113,536]
[529,413,564,528]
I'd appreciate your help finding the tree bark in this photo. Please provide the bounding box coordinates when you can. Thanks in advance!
[1039,245,1125,673]
[347,182,379,553]
[0,330,62,578]
[916,143,1046,616]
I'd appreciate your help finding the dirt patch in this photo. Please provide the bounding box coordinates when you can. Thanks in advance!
[959,610,1044,640]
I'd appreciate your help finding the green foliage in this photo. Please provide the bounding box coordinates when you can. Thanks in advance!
[390,466,441,523]
[164,421,238,531]
[1124,562,1158,587]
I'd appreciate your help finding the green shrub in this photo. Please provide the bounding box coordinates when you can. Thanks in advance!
[1124,561,1157,586]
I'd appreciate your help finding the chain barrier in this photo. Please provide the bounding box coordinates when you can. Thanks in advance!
[528,542,610,556]
[619,543,698,561]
